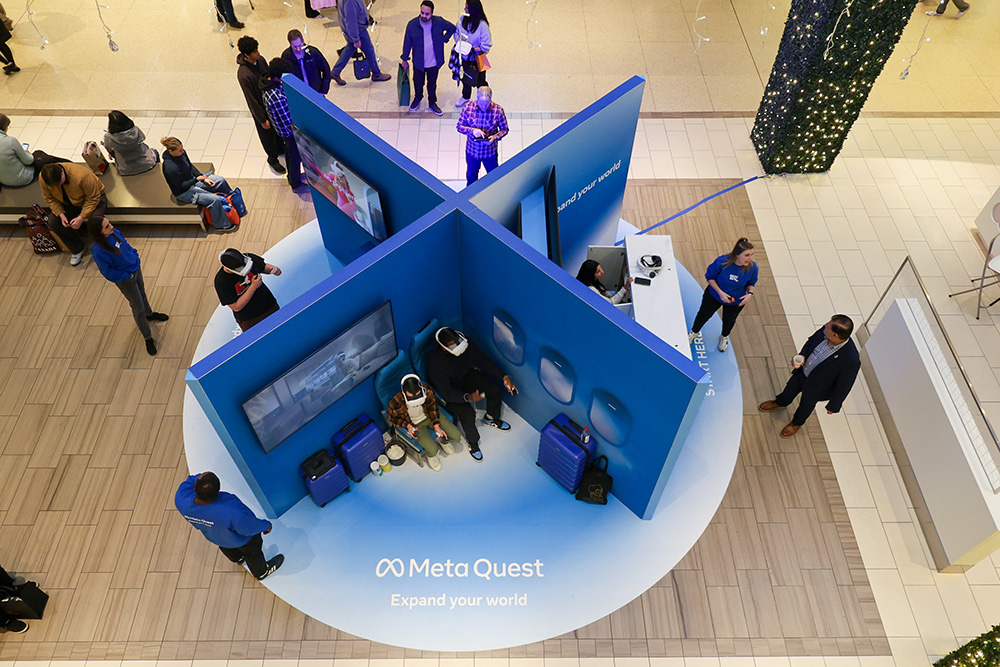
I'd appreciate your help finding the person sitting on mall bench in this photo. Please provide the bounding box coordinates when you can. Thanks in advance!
[102,110,159,176]
[160,136,236,231]
[386,373,463,471]
[425,326,518,462]
[576,259,632,305]
[39,162,108,267]
[0,113,68,187]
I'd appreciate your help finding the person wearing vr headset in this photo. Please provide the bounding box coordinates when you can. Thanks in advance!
[687,238,758,352]
[215,248,282,332]
[425,327,518,461]
[576,259,633,304]
[386,373,464,471]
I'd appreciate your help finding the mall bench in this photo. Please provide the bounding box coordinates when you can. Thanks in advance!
[0,162,215,227]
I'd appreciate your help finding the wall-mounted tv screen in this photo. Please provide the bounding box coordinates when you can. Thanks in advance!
[242,302,397,452]
[292,126,388,242]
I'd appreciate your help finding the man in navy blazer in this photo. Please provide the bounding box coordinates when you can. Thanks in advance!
[282,29,332,95]
[759,315,861,437]
[400,0,456,115]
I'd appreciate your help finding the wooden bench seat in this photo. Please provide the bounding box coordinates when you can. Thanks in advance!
[0,161,215,226]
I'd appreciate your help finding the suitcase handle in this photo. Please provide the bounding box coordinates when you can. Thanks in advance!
[333,417,374,447]
[550,419,591,463]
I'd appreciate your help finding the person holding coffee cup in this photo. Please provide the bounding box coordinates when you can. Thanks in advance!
[687,238,759,352]
[758,315,861,438]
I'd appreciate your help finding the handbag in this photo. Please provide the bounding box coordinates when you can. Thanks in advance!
[455,38,473,56]
[0,581,49,619]
[226,187,247,217]
[353,53,371,80]
[397,63,411,106]
[476,53,491,72]
[19,205,60,255]
[81,140,109,175]
[310,0,336,9]
[575,455,612,505]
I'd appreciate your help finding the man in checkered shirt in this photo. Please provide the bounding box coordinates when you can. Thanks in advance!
[456,86,508,186]
[261,58,303,190]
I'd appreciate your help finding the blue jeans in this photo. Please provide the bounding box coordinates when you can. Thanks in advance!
[332,28,382,78]
[465,152,498,186]
[177,174,233,229]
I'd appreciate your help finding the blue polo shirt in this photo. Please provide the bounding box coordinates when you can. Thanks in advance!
[175,474,271,549]
[705,254,758,303]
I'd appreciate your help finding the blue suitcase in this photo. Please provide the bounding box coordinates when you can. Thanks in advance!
[537,413,596,493]
[332,414,384,482]
[301,449,350,507]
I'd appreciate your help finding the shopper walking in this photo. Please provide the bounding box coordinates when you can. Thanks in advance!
[160,137,236,231]
[103,111,159,176]
[758,315,860,438]
[453,0,491,106]
[0,113,67,187]
[215,0,244,28]
[282,29,332,94]
[262,59,304,189]
[237,36,286,174]
[926,0,968,17]
[87,217,168,356]
[175,471,284,581]
[330,0,392,86]
[456,86,507,186]
[0,15,19,74]
[39,163,107,266]
[401,0,455,116]
[687,237,759,352]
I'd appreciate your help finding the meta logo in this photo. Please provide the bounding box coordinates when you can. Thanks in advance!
[376,558,405,577]
[374,557,545,580]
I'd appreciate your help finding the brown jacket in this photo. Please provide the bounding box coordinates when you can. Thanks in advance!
[40,163,106,220]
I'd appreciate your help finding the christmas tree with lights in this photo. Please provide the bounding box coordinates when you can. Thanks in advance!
[751,0,914,174]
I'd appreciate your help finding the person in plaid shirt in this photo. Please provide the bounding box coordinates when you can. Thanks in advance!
[386,374,463,471]
[456,86,507,186]
[261,58,303,189]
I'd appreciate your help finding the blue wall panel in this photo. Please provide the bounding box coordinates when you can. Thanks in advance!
[283,75,454,265]
[468,77,645,273]
[187,208,463,517]
[455,206,707,519]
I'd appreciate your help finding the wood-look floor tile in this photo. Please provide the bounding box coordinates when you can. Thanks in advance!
[110,524,160,588]
[47,523,98,588]
[93,587,143,642]
[129,572,181,642]
[198,571,247,641]
[58,572,114,641]
[84,510,133,573]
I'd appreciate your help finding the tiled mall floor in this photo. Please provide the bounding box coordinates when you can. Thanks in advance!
[3,0,1000,664]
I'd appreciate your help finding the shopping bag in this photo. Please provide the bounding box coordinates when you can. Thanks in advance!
[397,64,410,106]
[353,53,371,80]
[82,141,109,175]
[226,188,247,217]
[476,53,491,72]
[575,456,612,505]
[19,206,61,255]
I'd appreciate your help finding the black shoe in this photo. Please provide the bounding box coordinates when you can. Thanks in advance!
[482,416,511,431]
[372,72,391,83]
[306,10,322,17]
[429,102,443,116]
[145,338,157,356]
[409,97,422,112]
[331,73,346,86]
[268,160,287,174]
[469,446,483,462]
[3,63,20,74]
[228,21,245,29]
[146,312,169,322]
[256,554,284,580]
[4,618,28,633]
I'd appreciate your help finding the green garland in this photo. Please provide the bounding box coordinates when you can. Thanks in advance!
[751,0,914,174]
[934,624,1000,667]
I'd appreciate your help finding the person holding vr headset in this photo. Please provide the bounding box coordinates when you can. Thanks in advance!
[576,259,633,304]
[425,327,518,461]
[215,248,282,332]
[687,237,758,352]
[386,373,464,471]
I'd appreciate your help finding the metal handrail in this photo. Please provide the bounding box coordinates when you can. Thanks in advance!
[861,255,1000,449]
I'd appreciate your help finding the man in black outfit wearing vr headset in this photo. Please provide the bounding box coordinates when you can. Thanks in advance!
[425,327,518,461]
[215,248,283,332]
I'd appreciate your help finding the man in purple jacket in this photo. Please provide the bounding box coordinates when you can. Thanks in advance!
[175,472,284,581]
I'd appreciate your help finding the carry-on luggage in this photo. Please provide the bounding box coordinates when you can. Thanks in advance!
[537,413,596,493]
[19,206,60,254]
[0,580,49,619]
[332,414,384,481]
[301,448,350,507]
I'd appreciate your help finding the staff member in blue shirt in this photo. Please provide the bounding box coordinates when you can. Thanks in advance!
[687,237,759,352]
[175,472,284,581]
[88,217,168,356]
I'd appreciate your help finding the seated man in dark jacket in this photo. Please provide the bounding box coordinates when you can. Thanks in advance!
[281,29,332,95]
[759,314,861,438]
[159,136,235,230]
[425,326,518,461]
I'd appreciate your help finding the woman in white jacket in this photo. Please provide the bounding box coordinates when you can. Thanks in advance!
[576,259,632,305]
[454,0,491,106]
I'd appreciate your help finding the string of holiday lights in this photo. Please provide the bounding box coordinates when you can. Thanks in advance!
[933,624,1000,667]
[750,0,912,173]
[692,0,710,54]
[24,0,48,49]
[526,0,541,49]
[93,0,118,52]
[899,14,932,80]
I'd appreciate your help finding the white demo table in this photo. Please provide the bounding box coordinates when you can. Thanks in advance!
[625,234,691,360]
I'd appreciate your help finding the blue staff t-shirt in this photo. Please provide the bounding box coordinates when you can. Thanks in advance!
[705,254,758,304]
[175,474,271,549]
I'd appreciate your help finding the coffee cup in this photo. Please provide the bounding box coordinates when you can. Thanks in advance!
[793,354,805,369]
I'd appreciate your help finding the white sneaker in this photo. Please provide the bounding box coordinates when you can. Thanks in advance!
[70,251,84,266]
[718,335,729,352]
[955,9,966,17]
[440,439,455,455]
[427,455,442,471]
[925,10,941,15]
[688,331,698,344]
[455,97,469,107]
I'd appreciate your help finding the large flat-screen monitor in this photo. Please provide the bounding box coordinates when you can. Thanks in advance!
[242,302,397,452]
[514,166,562,266]
[292,125,388,242]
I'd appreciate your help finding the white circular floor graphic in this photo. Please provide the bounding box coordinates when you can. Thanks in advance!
[183,221,743,651]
